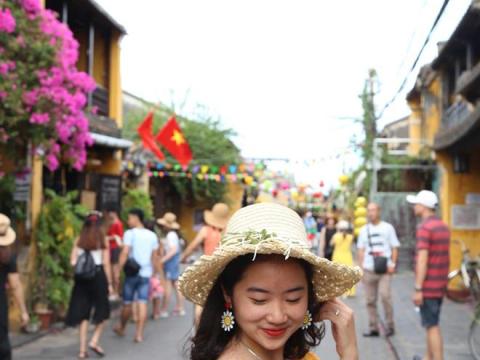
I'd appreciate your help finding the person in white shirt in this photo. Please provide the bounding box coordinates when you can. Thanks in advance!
[114,208,160,343]
[357,203,400,338]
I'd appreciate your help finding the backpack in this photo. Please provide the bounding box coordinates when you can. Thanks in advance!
[74,250,97,280]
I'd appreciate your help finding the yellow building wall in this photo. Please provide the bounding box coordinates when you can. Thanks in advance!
[178,183,244,241]
[424,78,442,146]
[109,30,123,127]
[437,151,480,272]
[93,30,108,88]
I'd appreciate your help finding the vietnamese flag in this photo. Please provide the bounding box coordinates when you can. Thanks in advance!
[156,117,193,166]
[137,112,165,161]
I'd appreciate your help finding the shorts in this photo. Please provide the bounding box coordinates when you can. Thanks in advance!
[110,247,121,264]
[164,260,180,281]
[123,275,150,304]
[149,277,164,300]
[420,298,443,328]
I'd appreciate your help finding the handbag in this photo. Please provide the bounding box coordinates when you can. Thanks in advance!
[124,231,141,277]
[367,225,388,274]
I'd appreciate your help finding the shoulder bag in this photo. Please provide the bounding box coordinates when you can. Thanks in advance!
[124,230,141,277]
[367,224,388,274]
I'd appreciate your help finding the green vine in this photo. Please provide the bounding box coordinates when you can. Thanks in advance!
[33,190,86,311]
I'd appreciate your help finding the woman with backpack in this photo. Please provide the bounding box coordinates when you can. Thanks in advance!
[66,211,112,359]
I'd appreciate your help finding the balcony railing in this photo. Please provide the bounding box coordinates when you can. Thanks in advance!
[91,86,109,117]
[442,101,472,129]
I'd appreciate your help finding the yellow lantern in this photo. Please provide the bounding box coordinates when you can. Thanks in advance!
[339,174,349,185]
[245,176,254,186]
[355,196,367,207]
[354,216,367,227]
[354,228,361,237]
[354,207,367,218]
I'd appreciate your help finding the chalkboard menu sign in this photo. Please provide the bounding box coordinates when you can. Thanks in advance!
[97,175,122,212]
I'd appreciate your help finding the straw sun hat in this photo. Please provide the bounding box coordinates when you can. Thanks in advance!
[179,203,362,306]
[157,212,180,230]
[0,213,16,246]
[204,203,230,229]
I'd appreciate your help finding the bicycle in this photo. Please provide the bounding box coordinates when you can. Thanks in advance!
[446,239,480,303]
[448,240,480,359]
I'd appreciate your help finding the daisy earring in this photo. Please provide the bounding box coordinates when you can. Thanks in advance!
[302,310,313,330]
[221,302,235,332]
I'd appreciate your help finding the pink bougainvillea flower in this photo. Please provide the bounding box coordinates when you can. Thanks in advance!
[0,63,8,75]
[0,8,16,33]
[30,112,50,125]
[21,0,41,15]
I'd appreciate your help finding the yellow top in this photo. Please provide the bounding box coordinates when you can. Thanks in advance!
[303,352,321,360]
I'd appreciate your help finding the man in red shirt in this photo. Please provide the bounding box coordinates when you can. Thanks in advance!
[407,190,450,360]
[106,207,124,299]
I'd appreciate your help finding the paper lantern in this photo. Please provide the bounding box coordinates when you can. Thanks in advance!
[355,197,367,207]
[192,165,200,174]
[229,165,237,174]
[182,164,189,172]
[220,165,227,175]
[354,207,367,217]
[197,174,204,180]
[354,228,361,237]
[201,165,209,174]
[245,176,254,186]
[354,217,367,227]
[339,174,349,185]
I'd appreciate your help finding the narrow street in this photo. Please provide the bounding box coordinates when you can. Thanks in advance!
[13,273,473,360]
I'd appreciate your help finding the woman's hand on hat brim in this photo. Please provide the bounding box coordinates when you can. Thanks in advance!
[315,298,358,360]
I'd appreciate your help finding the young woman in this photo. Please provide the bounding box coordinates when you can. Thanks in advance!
[180,203,230,324]
[157,212,185,317]
[331,220,356,297]
[179,203,362,360]
[66,212,112,359]
[318,216,336,260]
[0,214,29,360]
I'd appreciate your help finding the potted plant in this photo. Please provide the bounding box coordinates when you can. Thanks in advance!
[24,314,41,334]
[32,190,86,328]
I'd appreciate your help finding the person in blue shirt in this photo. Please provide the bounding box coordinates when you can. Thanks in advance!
[114,208,160,343]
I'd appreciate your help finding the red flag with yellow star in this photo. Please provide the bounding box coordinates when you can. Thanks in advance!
[156,117,193,166]
[137,112,165,161]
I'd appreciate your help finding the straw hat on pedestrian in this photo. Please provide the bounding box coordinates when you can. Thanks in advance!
[157,212,180,230]
[179,203,362,306]
[0,214,16,246]
[204,203,230,229]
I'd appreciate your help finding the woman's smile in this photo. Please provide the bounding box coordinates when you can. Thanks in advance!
[261,327,288,338]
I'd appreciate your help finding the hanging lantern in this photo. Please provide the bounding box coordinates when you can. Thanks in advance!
[201,165,209,174]
[339,174,349,186]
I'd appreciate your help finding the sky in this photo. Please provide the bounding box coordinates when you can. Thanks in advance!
[96,0,471,189]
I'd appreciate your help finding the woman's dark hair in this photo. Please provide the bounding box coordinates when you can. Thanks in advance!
[189,254,325,360]
[0,245,12,266]
[77,213,106,251]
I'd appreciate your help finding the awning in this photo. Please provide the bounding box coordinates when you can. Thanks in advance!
[90,132,133,149]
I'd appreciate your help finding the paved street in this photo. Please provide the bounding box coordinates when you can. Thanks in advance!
[13,273,474,360]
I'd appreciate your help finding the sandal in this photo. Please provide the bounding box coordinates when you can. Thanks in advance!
[89,343,105,357]
[113,325,125,337]
[78,351,89,359]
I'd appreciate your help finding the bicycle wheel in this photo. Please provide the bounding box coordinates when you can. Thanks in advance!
[470,318,480,359]
[447,270,471,303]
[471,273,480,302]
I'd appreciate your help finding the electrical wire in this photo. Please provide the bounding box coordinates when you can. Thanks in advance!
[377,0,451,121]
